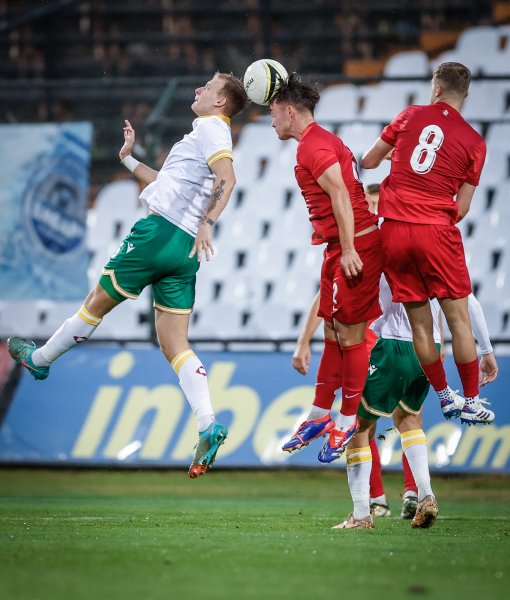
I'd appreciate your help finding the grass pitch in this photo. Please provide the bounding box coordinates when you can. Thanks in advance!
[0,469,509,600]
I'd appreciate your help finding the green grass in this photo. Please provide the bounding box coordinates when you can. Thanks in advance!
[0,469,509,600]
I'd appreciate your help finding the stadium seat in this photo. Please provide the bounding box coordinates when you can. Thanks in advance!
[314,84,359,123]
[360,82,430,122]
[234,123,284,185]
[384,50,431,77]
[338,123,382,163]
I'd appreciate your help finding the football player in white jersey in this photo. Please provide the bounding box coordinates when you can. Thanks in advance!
[8,73,249,478]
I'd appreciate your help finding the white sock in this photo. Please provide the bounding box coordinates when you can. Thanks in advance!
[346,446,372,520]
[307,406,330,420]
[401,429,433,502]
[171,350,215,432]
[334,412,356,431]
[370,494,387,506]
[32,305,101,366]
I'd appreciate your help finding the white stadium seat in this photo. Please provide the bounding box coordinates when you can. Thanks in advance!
[384,50,431,77]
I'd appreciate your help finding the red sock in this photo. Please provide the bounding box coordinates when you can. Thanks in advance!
[341,340,369,416]
[455,358,479,397]
[369,437,384,498]
[402,453,417,493]
[421,357,448,391]
[313,338,343,410]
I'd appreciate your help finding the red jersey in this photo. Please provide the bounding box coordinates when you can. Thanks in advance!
[295,122,377,245]
[379,102,486,226]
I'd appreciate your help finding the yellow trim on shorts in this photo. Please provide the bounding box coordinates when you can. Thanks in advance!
[153,302,193,315]
[346,446,372,465]
[170,349,195,374]
[207,149,233,167]
[77,305,102,326]
[101,269,139,300]
[359,395,393,418]
[398,400,421,416]
[401,429,427,450]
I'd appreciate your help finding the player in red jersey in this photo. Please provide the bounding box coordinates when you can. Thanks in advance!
[361,62,494,425]
[270,73,383,462]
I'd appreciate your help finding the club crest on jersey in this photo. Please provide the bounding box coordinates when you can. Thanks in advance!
[368,364,378,375]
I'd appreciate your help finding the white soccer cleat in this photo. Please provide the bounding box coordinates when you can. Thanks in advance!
[440,387,465,419]
[460,396,495,425]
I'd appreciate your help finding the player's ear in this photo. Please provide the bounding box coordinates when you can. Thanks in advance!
[215,93,227,109]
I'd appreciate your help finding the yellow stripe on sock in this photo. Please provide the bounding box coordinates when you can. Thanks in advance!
[77,305,102,326]
[401,429,427,450]
[346,446,372,465]
[170,349,195,374]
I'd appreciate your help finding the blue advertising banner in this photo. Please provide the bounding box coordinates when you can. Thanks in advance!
[0,123,92,300]
[0,346,509,472]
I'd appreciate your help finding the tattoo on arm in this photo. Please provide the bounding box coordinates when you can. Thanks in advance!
[201,179,226,225]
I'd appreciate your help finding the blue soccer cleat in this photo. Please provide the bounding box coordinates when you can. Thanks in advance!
[7,337,49,381]
[188,421,228,478]
[282,414,335,453]
[318,420,359,463]
[440,387,465,419]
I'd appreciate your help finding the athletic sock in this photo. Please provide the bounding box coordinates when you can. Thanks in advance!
[340,340,368,416]
[312,338,343,410]
[346,446,372,520]
[455,358,479,398]
[370,494,388,506]
[369,437,385,499]
[32,305,102,366]
[402,452,418,494]
[307,406,330,420]
[401,429,433,502]
[421,357,448,392]
[171,349,215,432]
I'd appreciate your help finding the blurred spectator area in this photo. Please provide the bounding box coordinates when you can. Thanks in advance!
[0,0,506,187]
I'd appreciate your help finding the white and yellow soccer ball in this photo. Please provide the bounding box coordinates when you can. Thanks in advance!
[243,59,289,106]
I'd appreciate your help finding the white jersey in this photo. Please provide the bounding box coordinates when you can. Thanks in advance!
[371,275,442,343]
[140,115,233,236]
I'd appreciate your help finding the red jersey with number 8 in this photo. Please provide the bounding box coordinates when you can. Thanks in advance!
[379,102,486,226]
[296,122,377,244]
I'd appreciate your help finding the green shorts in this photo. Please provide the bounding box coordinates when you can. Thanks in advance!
[357,338,439,421]
[100,214,199,314]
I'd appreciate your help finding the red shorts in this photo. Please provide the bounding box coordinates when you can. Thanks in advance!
[381,220,472,302]
[318,228,383,325]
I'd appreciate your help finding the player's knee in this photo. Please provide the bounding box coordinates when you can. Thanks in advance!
[394,410,421,431]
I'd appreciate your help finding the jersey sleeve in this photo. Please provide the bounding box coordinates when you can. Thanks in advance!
[465,139,487,186]
[380,106,416,146]
[301,141,338,181]
[195,118,233,168]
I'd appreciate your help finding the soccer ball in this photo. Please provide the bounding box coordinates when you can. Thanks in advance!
[243,59,289,106]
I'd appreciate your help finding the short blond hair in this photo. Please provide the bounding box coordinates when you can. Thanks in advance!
[433,62,471,97]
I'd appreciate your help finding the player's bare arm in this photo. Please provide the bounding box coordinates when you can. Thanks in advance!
[293,291,322,375]
[317,162,363,279]
[119,119,158,184]
[189,157,236,262]
[456,182,477,222]
[479,353,498,386]
[361,137,394,169]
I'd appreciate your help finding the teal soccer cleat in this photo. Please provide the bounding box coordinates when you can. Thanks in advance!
[7,337,49,381]
[188,421,228,478]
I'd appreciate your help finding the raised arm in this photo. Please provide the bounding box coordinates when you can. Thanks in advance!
[189,156,236,262]
[361,138,394,170]
[119,119,159,185]
[317,162,363,279]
